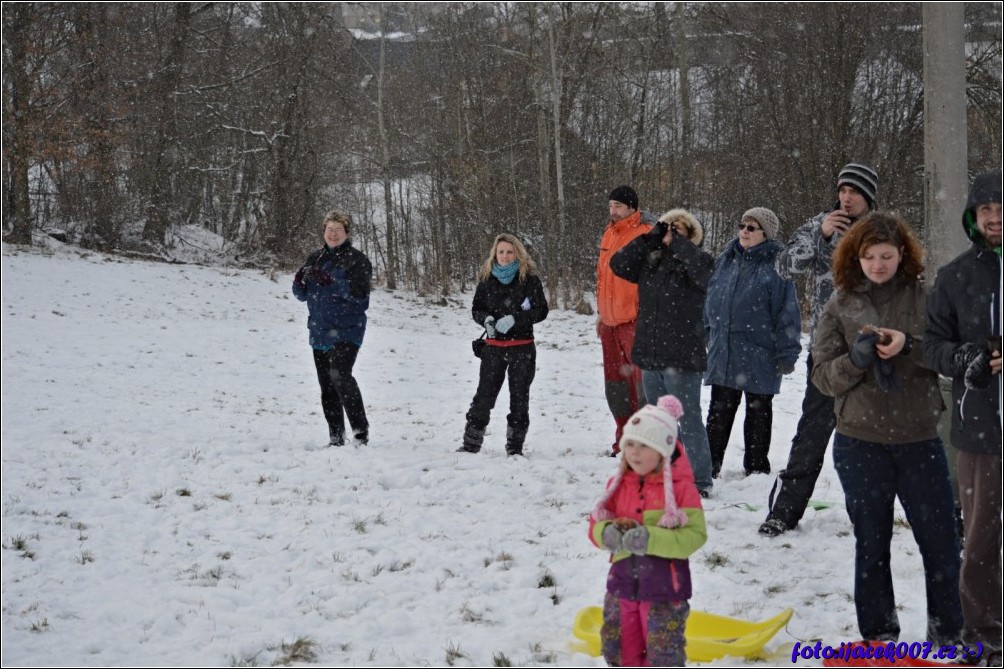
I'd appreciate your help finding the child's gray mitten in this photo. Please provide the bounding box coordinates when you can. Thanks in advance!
[621,526,650,555]
[600,524,624,552]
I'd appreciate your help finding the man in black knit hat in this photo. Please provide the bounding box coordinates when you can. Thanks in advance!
[596,186,652,455]
[759,162,878,537]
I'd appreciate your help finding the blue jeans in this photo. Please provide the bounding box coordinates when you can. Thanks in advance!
[642,368,713,492]
[833,434,963,643]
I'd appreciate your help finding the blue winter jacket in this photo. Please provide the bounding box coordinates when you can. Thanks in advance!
[704,238,801,394]
[292,241,373,348]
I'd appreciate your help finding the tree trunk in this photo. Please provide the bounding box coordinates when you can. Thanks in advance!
[529,4,557,306]
[547,10,566,274]
[672,3,693,207]
[4,6,34,244]
[378,4,398,289]
[142,3,193,245]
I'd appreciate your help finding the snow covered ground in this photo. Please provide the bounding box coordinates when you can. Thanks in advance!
[2,242,943,666]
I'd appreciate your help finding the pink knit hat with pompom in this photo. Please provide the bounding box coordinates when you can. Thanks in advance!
[591,396,690,529]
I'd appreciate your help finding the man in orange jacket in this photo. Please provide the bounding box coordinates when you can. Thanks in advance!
[597,185,652,454]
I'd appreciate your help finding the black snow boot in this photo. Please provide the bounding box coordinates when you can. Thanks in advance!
[457,424,485,453]
[329,427,346,447]
[505,426,526,457]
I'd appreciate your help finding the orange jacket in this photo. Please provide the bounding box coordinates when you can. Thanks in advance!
[597,211,651,326]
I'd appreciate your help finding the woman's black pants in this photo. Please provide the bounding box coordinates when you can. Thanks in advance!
[313,344,368,442]
[706,384,774,476]
[465,343,536,440]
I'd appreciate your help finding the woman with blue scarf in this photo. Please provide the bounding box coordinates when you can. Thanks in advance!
[458,234,548,456]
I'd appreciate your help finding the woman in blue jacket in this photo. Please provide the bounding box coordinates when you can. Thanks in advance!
[704,208,801,477]
[293,210,373,447]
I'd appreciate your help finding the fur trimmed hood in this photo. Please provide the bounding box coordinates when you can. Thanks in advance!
[659,209,704,247]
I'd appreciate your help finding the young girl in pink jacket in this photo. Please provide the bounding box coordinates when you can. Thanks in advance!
[589,396,708,666]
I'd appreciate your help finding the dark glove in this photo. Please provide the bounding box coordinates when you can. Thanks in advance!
[849,331,879,369]
[645,221,669,246]
[294,267,307,287]
[964,350,992,390]
[621,526,650,555]
[874,359,902,393]
[952,342,984,376]
[313,269,333,286]
[495,315,516,334]
[776,359,796,375]
[600,524,625,552]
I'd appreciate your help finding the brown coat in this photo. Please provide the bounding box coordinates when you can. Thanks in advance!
[811,277,944,444]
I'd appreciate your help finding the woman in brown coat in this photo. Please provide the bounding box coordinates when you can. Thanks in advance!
[811,211,962,645]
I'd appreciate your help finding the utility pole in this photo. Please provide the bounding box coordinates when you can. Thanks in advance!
[923,4,969,275]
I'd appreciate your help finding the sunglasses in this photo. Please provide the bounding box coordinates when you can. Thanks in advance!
[737,223,762,233]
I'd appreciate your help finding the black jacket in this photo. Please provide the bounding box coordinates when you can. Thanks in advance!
[471,273,548,341]
[923,171,1002,455]
[610,226,713,371]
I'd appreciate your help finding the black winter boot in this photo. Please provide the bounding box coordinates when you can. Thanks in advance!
[329,427,346,447]
[458,424,485,453]
[505,426,526,457]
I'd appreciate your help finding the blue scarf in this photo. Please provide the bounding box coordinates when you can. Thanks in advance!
[492,261,520,285]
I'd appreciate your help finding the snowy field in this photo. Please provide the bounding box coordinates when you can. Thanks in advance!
[2,242,942,666]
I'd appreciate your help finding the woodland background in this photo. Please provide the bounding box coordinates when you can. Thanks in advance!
[3,2,1002,308]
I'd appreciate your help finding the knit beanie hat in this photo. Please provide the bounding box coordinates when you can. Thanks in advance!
[837,163,878,209]
[742,207,780,239]
[659,208,704,246]
[608,185,639,211]
[591,396,690,529]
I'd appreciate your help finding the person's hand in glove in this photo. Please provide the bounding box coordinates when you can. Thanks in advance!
[964,350,993,390]
[952,342,983,376]
[600,524,625,553]
[645,221,670,247]
[849,330,879,369]
[294,267,308,287]
[484,316,496,338]
[621,526,650,555]
[312,269,333,286]
[776,359,796,375]
[495,315,516,334]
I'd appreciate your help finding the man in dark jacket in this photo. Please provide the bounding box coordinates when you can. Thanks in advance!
[610,208,715,494]
[924,169,1002,661]
[759,163,878,536]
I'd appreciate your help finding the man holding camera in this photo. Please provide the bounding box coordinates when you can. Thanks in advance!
[924,170,1002,663]
[758,162,878,537]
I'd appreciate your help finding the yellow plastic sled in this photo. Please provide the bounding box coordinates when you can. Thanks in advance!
[571,606,794,662]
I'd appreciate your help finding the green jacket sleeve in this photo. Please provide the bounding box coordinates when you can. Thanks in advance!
[643,508,707,559]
